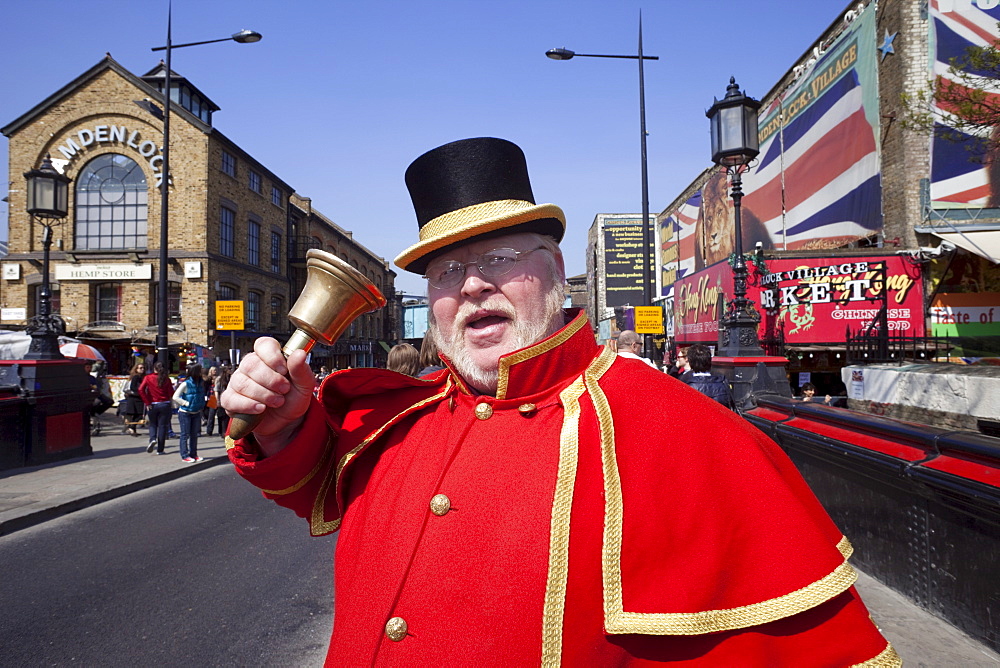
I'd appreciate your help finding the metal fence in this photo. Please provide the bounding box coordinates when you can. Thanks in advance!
[845,326,952,365]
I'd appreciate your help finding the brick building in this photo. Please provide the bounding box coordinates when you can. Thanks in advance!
[1,55,396,373]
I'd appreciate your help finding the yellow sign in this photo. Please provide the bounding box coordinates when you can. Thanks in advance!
[216,301,245,330]
[634,306,664,334]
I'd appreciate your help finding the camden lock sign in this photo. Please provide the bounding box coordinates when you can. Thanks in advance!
[55,124,166,186]
[55,263,152,280]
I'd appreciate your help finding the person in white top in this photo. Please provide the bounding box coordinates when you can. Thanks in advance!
[616,329,658,369]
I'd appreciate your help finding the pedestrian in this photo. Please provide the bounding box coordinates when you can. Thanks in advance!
[222,137,895,665]
[386,342,421,377]
[614,329,658,369]
[203,366,218,435]
[417,334,444,377]
[213,363,232,437]
[800,382,832,405]
[172,363,207,462]
[85,360,114,419]
[679,343,735,409]
[665,348,688,378]
[121,361,147,436]
[138,361,173,454]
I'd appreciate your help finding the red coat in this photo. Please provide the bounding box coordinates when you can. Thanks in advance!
[228,311,898,666]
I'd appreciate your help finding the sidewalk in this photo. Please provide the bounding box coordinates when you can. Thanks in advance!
[0,411,230,536]
[1,412,998,664]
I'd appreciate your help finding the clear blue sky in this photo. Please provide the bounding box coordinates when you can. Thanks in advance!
[1,0,853,296]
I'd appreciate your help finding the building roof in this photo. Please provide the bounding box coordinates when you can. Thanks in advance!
[140,61,221,113]
[2,54,210,137]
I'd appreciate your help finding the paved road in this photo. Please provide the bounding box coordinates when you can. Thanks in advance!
[0,466,335,666]
[2,413,998,665]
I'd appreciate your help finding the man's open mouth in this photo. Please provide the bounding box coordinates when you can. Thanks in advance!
[467,314,509,330]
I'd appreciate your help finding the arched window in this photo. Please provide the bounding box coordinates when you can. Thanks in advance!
[75,153,148,250]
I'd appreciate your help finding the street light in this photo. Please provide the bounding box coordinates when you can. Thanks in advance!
[24,153,71,360]
[151,9,262,371]
[546,19,659,360]
[706,77,764,357]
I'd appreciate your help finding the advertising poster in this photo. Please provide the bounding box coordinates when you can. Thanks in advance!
[603,220,645,307]
[674,255,925,344]
[930,292,1000,337]
[659,4,882,288]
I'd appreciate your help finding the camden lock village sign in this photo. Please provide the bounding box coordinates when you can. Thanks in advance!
[54,124,165,185]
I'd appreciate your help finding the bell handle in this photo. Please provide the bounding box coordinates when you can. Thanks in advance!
[226,329,315,441]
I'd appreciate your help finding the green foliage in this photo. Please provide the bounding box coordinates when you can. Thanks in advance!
[900,24,1000,157]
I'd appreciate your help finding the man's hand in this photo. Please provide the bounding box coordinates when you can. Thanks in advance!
[221,337,316,455]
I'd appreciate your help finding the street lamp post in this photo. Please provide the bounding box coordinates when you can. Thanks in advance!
[706,77,763,357]
[24,154,71,361]
[546,17,659,360]
[151,8,261,371]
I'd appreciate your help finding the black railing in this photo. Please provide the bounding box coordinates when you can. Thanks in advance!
[845,325,952,364]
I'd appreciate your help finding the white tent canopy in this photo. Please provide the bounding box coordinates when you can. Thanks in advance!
[931,229,1000,265]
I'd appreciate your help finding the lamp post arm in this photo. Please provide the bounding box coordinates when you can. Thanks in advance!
[153,36,233,51]
[573,53,659,60]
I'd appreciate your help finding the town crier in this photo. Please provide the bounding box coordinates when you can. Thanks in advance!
[222,137,899,666]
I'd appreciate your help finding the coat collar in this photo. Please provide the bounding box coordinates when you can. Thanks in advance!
[440,308,599,400]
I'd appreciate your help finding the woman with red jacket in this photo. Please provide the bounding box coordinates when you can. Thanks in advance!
[138,361,173,454]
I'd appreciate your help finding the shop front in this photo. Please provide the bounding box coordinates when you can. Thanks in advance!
[673,253,926,396]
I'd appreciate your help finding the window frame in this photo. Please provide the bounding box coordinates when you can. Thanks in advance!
[270,231,281,273]
[248,219,261,266]
[220,205,236,257]
[248,170,262,194]
[221,150,236,177]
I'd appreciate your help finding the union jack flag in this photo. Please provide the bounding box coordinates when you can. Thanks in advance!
[929,0,1000,205]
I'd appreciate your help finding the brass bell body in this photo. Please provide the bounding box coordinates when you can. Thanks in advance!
[228,249,386,440]
[283,249,387,355]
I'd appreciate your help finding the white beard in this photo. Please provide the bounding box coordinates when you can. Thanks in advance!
[431,281,566,395]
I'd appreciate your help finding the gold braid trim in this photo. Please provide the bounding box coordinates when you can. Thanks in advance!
[419,199,537,240]
[497,314,586,400]
[539,377,586,667]
[850,643,902,667]
[308,383,452,536]
[261,433,335,496]
[587,351,860,635]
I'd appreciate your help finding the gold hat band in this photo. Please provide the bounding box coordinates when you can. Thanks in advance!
[419,199,536,241]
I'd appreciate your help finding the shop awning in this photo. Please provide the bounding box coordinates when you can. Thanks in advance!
[929,228,1000,264]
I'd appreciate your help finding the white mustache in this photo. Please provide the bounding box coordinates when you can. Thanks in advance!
[455,300,516,330]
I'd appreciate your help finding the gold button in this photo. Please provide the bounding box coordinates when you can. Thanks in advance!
[430,493,451,516]
[475,403,493,420]
[385,616,407,641]
[518,403,536,416]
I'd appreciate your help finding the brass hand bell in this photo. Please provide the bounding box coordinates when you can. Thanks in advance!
[227,249,386,440]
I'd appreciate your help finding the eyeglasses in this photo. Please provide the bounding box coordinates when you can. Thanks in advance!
[424,247,545,290]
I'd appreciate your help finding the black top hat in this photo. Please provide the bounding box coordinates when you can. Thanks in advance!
[394,137,565,274]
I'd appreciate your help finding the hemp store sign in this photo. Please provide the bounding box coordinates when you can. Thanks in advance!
[55,124,166,186]
[55,264,152,280]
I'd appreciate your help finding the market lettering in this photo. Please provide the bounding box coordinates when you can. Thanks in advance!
[762,262,870,286]
[57,124,165,187]
[760,40,857,145]
[809,42,857,100]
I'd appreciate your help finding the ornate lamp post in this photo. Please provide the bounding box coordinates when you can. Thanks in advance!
[151,7,261,370]
[24,154,70,360]
[546,16,659,359]
[706,77,764,357]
